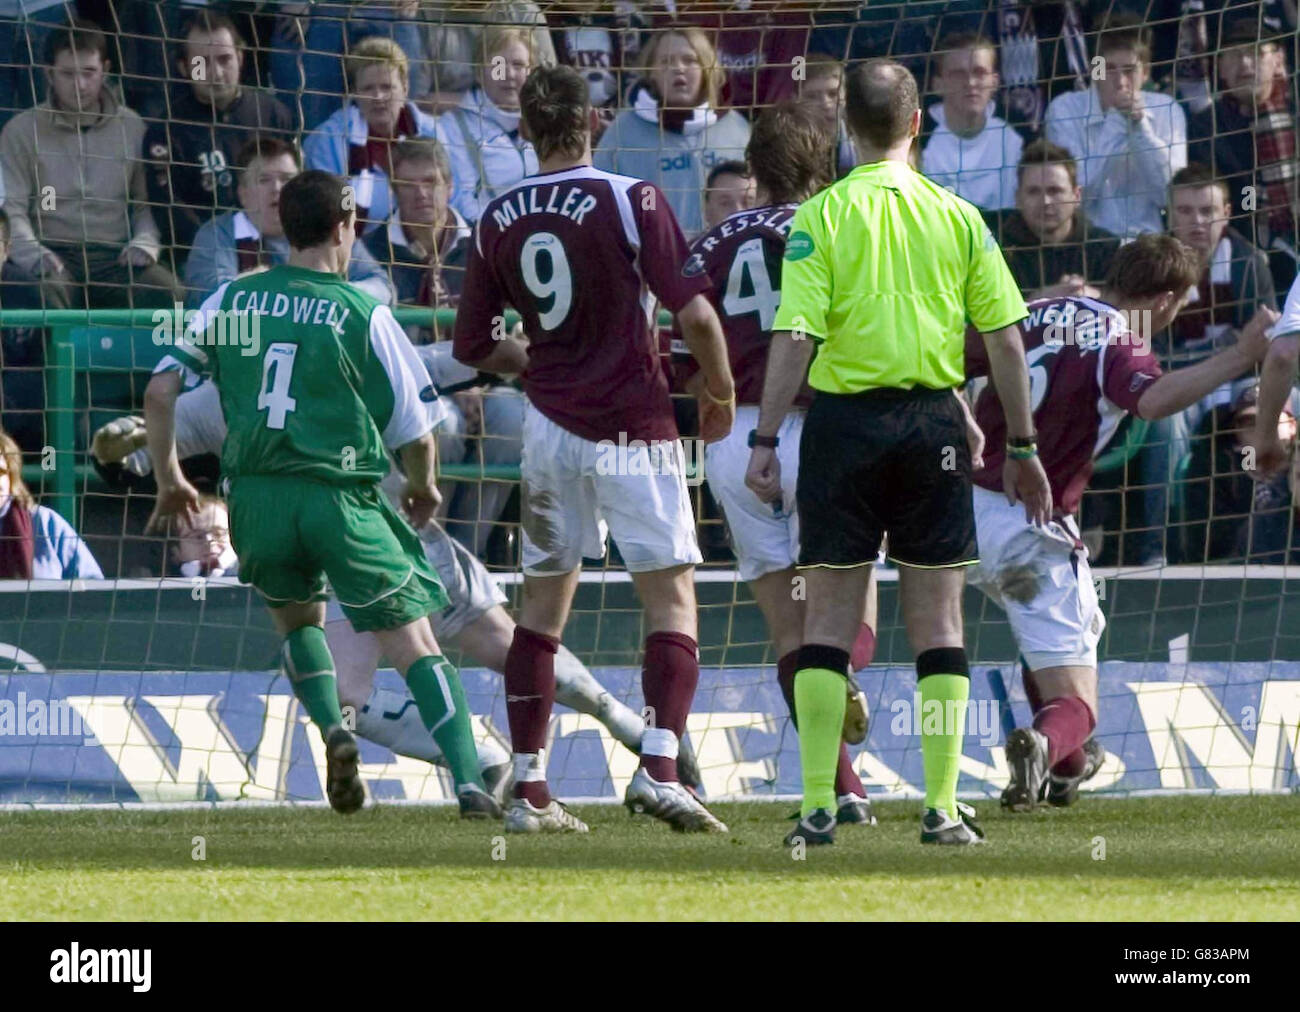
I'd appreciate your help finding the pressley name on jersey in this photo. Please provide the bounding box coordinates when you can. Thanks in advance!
[675,203,802,406]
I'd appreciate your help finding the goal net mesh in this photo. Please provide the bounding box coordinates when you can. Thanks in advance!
[0,2,1297,805]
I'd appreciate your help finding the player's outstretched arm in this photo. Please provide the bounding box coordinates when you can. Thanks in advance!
[676,294,735,443]
[1251,333,1299,479]
[744,330,813,504]
[1136,306,1278,421]
[979,322,1052,525]
[142,370,201,533]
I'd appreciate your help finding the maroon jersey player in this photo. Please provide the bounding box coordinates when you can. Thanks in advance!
[673,102,879,828]
[454,65,736,834]
[964,234,1275,811]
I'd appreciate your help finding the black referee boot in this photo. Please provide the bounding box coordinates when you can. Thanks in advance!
[785,808,836,847]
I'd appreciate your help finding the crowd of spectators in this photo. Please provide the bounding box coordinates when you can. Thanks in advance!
[0,0,1297,577]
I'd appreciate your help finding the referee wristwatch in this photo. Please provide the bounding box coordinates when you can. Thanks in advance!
[748,430,779,449]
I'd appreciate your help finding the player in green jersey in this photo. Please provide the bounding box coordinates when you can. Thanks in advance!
[143,170,496,818]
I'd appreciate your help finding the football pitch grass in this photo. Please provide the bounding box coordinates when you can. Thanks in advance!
[2,795,1297,921]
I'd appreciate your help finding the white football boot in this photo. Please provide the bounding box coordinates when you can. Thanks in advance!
[503,797,590,834]
[624,767,728,833]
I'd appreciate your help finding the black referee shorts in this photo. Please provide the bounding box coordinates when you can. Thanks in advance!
[796,386,978,570]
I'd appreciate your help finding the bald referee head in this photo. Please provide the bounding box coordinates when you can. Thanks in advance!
[745,57,1052,845]
[843,58,922,157]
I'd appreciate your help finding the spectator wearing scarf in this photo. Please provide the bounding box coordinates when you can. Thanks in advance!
[186,136,394,307]
[364,137,473,345]
[439,25,542,224]
[303,36,444,236]
[1188,19,1298,292]
[593,26,750,238]
[0,429,102,580]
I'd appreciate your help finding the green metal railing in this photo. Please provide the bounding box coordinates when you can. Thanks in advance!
[0,305,677,524]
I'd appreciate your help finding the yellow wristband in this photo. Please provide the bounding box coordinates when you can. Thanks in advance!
[702,384,736,407]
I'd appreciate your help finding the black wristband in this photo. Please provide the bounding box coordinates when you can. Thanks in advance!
[1007,433,1038,448]
[748,430,779,449]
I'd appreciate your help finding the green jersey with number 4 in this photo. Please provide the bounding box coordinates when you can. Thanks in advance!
[158,265,442,484]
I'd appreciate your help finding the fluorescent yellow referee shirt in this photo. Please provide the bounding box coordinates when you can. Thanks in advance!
[773,160,1027,393]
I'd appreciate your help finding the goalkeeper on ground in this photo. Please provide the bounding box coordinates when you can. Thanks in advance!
[144,169,494,817]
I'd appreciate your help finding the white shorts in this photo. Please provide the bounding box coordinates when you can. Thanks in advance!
[704,405,803,582]
[968,485,1105,671]
[325,523,506,640]
[519,403,702,575]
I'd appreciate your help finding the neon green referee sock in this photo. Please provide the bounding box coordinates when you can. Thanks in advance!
[918,665,970,816]
[282,626,344,735]
[405,655,485,795]
[794,665,847,818]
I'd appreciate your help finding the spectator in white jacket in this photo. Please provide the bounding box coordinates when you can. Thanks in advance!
[921,31,1021,211]
[302,35,444,236]
[1044,18,1187,239]
[439,25,541,224]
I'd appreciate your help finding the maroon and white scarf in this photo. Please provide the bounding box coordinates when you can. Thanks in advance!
[346,102,419,224]
[0,500,35,581]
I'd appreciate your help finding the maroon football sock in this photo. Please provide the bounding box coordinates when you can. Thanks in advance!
[505,625,558,806]
[849,623,877,671]
[1051,748,1088,779]
[1033,695,1095,767]
[778,651,863,798]
[835,747,865,799]
[640,631,699,782]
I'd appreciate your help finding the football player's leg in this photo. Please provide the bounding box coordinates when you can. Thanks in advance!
[453,603,646,753]
[491,409,594,832]
[271,599,344,737]
[629,563,698,786]
[505,569,586,831]
[1031,666,1098,776]
[326,488,489,808]
[596,444,724,831]
[998,531,1103,810]
[625,563,726,832]
[269,600,366,816]
[322,610,509,778]
[372,616,495,814]
[596,442,703,776]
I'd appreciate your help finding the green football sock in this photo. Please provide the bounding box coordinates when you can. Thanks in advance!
[794,667,846,817]
[920,673,969,815]
[282,626,343,735]
[405,655,485,794]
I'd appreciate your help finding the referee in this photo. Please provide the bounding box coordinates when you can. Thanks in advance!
[745,59,1051,847]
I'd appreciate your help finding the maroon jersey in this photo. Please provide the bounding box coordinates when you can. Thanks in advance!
[454,165,709,443]
[673,203,812,407]
[966,296,1163,515]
